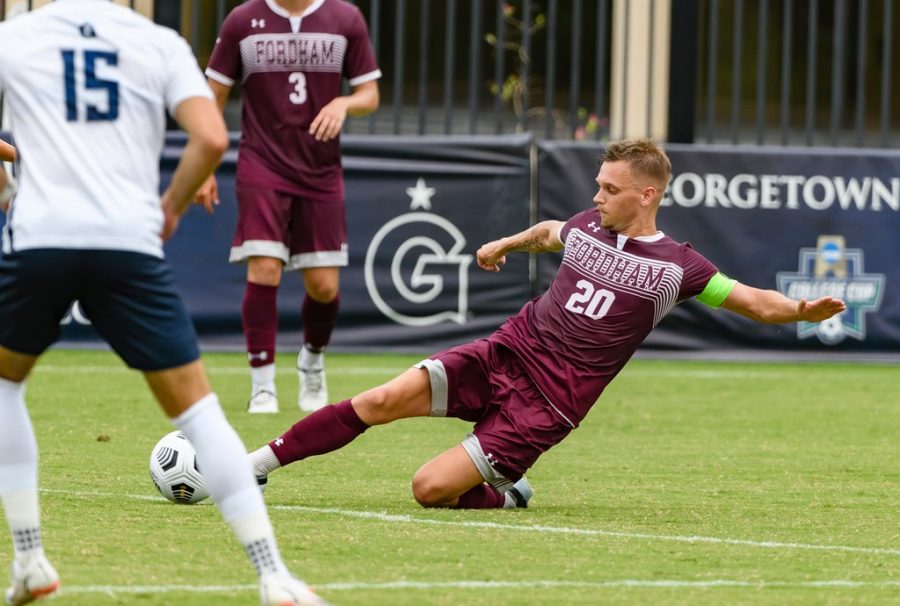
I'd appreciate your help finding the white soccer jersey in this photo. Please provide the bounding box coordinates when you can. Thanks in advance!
[0,0,213,257]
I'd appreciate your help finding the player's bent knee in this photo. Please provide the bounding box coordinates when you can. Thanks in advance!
[353,385,398,424]
[305,282,339,303]
[410,471,452,508]
[247,257,283,286]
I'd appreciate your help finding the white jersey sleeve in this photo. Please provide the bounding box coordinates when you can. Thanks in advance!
[162,32,214,116]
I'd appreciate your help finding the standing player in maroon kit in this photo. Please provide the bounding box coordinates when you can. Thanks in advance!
[248,139,847,509]
[197,0,381,414]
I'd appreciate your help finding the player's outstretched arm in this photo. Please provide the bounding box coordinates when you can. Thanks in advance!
[476,220,565,272]
[161,96,228,240]
[720,282,847,324]
[0,139,15,163]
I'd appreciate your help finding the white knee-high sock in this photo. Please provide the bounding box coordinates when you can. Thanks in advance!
[0,378,43,559]
[173,393,287,576]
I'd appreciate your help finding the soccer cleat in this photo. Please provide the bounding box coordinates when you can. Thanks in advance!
[248,389,279,414]
[507,477,533,508]
[297,366,328,412]
[259,573,330,606]
[5,554,60,606]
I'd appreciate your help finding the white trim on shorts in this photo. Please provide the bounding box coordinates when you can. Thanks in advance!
[230,241,289,264]
[286,250,348,271]
[460,433,514,492]
[413,358,448,417]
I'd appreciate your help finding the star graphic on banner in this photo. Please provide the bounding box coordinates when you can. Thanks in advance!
[406,178,436,210]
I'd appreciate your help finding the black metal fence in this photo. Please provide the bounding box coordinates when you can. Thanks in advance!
[2,0,897,147]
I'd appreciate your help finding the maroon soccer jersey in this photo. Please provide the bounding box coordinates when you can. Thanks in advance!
[207,0,381,200]
[491,208,719,427]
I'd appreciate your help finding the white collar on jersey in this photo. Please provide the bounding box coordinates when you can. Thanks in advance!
[265,0,326,19]
[616,231,665,250]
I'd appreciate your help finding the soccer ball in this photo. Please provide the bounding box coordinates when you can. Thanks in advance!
[149,431,209,504]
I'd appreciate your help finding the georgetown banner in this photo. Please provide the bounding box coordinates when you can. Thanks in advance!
[537,142,900,351]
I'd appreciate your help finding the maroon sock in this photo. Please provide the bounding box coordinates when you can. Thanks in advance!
[453,484,507,509]
[302,293,339,352]
[243,282,278,367]
[268,399,368,465]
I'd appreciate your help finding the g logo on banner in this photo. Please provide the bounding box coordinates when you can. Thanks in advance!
[364,178,473,327]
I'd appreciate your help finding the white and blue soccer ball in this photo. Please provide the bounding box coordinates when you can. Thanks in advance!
[149,431,209,504]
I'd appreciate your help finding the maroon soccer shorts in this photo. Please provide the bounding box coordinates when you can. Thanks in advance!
[417,339,573,482]
[230,186,348,270]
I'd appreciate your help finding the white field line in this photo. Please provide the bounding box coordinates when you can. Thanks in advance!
[33,364,822,379]
[42,488,900,557]
[58,579,900,595]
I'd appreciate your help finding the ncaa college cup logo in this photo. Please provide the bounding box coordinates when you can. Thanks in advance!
[364,178,473,327]
[776,235,884,345]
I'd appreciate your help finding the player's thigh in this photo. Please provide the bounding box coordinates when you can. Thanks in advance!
[0,249,79,361]
[286,197,347,271]
[352,367,432,425]
[76,251,200,372]
[230,186,293,265]
[0,347,38,382]
[417,339,495,421]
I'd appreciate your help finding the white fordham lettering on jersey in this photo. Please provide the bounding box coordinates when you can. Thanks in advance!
[240,33,346,78]
[563,228,683,325]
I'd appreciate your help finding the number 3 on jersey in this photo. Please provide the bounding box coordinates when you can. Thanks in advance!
[61,49,119,121]
[565,279,615,320]
[289,72,307,105]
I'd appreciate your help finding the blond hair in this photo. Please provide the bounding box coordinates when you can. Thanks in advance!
[600,139,671,192]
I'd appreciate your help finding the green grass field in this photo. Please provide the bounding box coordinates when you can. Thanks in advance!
[1,349,897,605]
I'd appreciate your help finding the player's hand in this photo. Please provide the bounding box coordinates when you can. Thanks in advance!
[309,98,349,142]
[476,241,508,272]
[797,296,847,322]
[160,198,181,241]
[193,174,219,214]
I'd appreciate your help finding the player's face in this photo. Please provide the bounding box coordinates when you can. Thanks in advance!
[592,161,648,231]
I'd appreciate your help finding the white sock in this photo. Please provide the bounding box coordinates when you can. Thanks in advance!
[173,393,285,576]
[250,364,276,395]
[298,346,323,370]
[0,378,43,559]
[250,445,282,478]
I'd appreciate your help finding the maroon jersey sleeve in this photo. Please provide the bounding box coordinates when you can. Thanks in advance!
[206,10,244,84]
[558,209,593,244]
[678,244,719,300]
[343,5,380,84]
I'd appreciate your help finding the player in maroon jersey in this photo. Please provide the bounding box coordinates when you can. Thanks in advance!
[248,139,847,509]
[196,0,381,414]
